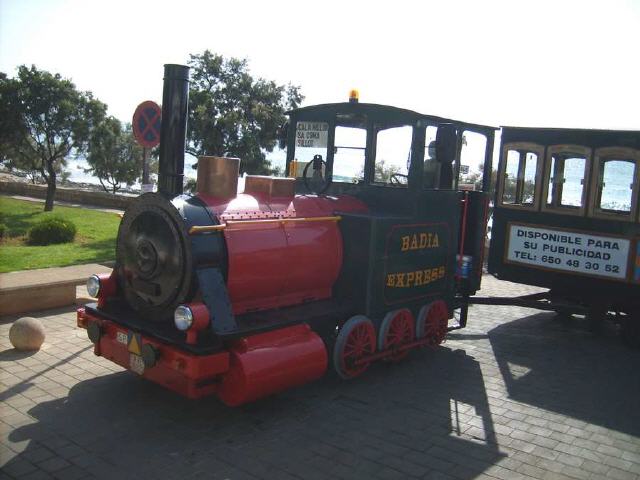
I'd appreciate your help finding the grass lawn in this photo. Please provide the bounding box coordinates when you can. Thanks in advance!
[0,197,120,273]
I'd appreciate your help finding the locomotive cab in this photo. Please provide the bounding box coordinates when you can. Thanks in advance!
[284,100,496,305]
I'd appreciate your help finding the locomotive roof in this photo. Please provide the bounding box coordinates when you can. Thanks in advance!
[287,102,496,134]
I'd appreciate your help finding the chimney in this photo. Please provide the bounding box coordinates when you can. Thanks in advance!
[157,64,190,197]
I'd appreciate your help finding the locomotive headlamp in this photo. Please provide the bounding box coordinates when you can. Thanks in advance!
[174,305,194,331]
[174,303,210,344]
[87,275,101,298]
[349,89,359,103]
[87,272,117,308]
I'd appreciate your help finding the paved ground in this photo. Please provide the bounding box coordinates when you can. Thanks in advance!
[1,277,639,480]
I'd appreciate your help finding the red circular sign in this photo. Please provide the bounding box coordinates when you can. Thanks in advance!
[132,101,162,148]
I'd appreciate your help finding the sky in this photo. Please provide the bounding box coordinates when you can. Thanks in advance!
[1,0,639,176]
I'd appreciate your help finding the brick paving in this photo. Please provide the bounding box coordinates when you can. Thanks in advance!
[1,277,639,480]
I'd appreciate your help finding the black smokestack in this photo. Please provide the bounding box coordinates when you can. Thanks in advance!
[158,64,190,197]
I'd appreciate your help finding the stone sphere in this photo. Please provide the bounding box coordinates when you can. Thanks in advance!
[9,317,45,351]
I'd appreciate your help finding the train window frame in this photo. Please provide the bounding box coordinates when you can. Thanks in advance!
[541,144,592,216]
[588,147,640,221]
[497,142,544,210]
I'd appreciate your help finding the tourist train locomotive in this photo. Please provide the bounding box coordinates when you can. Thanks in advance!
[77,64,640,405]
[77,64,492,405]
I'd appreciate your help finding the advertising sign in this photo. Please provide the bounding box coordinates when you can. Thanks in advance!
[295,122,329,148]
[506,223,630,280]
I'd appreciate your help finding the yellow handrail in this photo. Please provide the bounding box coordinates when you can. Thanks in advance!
[188,215,342,235]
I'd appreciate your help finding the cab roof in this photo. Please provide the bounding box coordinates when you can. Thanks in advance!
[287,102,496,134]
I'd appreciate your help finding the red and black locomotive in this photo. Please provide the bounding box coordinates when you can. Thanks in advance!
[77,64,494,405]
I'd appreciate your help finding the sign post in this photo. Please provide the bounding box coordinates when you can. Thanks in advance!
[132,101,162,192]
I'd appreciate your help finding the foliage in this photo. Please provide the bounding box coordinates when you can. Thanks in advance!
[374,159,402,183]
[0,65,106,211]
[0,223,5,239]
[0,198,119,272]
[187,51,303,175]
[27,216,77,245]
[87,118,142,193]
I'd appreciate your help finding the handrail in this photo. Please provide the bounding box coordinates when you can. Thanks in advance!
[188,215,342,235]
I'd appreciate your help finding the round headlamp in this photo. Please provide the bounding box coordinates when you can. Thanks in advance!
[174,305,194,331]
[87,275,101,298]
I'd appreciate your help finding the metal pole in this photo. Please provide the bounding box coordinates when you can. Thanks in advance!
[142,147,150,185]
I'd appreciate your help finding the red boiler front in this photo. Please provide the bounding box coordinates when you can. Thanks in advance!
[197,192,368,315]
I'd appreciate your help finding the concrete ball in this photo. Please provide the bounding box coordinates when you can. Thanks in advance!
[9,317,46,351]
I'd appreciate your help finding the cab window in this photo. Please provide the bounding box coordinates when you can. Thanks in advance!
[374,125,412,185]
[333,126,366,183]
[544,145,591,214]
[499,143,542,208]
[291,121,329,177]
[423,126,439,188]
[458,131,487,190]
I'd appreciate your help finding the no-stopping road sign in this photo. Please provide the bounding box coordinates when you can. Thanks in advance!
[132,101,161,148]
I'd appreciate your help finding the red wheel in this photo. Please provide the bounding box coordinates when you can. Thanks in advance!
[416,300,449,347]
[378,309,415,362]
[333,315,376,379]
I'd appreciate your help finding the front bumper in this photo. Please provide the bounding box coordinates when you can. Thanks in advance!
[77,307,230,399]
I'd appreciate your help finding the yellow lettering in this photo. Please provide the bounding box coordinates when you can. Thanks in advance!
[424,269,431,283]
[438,266,445,278]
[419,233,428,249]
[406,272,415,287]
[396,273,406,287]
[415,270,423,286]
[410,235,418,250]
[401,236,410,251]
[431,267,438,281]
[433,234,439,248]
[386,274,395,287]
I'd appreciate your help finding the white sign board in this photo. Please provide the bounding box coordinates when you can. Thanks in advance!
[295,122,329,148]
[506,223,630,280]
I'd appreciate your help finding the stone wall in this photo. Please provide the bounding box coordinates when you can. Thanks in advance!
[0,181,135,210]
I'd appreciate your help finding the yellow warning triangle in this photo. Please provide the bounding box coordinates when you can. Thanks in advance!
[128,334,141,355]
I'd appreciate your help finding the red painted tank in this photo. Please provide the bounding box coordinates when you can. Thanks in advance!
[197,191,367,314]
[217,324,327,406]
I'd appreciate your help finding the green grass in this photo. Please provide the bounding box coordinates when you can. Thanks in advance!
[0,197,120,273]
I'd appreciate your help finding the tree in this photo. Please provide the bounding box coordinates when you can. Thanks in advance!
[0,65,106,210]
[187,51,303,175]
[87,118,142,194]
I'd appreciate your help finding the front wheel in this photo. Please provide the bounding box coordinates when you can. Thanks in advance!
[333,316,377,380]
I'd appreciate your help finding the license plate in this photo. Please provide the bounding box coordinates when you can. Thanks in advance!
[116,331,128,345]
[129,353,145,375]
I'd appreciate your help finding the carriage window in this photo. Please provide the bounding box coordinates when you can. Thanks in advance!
[597,159,635,213]
[374,126,412,184]
[333,126,366,183]
[547,154,587,208]
[501,148,539,206]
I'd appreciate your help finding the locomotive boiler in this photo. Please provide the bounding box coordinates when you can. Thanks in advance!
[78,64,492,405]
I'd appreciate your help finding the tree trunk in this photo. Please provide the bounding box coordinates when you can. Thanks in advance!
[44,170,56,211]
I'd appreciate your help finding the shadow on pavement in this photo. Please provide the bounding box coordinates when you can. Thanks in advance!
[5,346,506,479]
[489,311,640,437]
